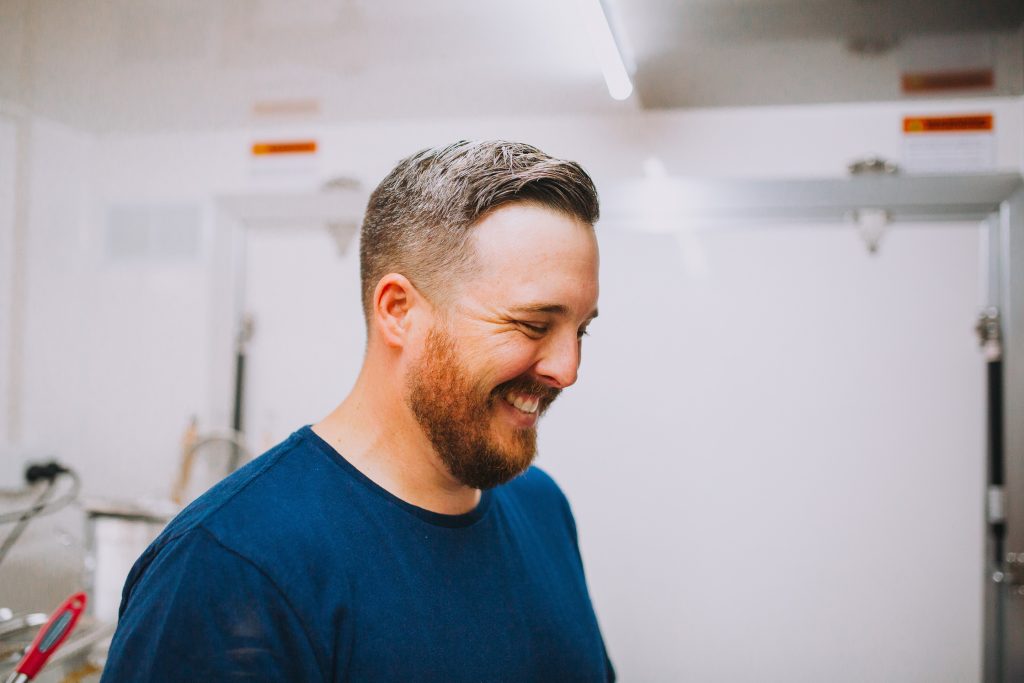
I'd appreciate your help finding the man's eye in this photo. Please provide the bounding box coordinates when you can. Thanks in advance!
[519,322,548,335]
[577,328,590,339]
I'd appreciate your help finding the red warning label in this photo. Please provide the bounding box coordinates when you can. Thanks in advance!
[903,114,993,134]
[251,140,318,156]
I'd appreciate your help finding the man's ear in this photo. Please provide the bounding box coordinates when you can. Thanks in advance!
[372,273,427,348]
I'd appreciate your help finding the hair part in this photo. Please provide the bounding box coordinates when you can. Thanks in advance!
[359,140,599,325]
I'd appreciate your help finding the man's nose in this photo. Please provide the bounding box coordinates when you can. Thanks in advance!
[534,332,581,389]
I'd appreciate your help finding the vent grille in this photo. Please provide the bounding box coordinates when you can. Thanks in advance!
[105,204,202,263]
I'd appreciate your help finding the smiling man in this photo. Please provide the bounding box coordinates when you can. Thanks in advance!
[102,141,613,682]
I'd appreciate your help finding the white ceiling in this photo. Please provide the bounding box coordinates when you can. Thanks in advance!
[1,0,1021,134]
[0,0,635,133]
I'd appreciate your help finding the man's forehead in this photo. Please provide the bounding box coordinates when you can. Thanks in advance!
[458,203,600,321]
[468,203,595,254]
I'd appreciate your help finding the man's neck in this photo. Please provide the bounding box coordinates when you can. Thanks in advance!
[312,375,482,516]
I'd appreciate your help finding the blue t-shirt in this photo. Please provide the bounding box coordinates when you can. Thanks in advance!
[101,426,614,682]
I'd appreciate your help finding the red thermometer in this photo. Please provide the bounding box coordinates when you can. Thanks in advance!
[5,592,87,683]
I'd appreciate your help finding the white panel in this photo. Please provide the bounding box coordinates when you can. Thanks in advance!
[242,223,365,452]
[541,222,985,682]
[0,117,15,448]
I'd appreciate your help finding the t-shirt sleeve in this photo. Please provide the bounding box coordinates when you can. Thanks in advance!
[100,526,324,682]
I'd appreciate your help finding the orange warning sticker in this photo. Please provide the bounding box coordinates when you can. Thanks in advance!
[251,140,318,156]
[903,114,993,134]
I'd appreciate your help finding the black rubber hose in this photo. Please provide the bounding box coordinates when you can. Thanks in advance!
[228,348,246,472]
[989,359,1005,564]
[0,479,56,572]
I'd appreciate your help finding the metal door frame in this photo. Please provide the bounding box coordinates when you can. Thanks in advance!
[990,184,1024,683]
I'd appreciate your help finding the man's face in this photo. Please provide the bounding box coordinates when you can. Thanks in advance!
[405,202,600,489]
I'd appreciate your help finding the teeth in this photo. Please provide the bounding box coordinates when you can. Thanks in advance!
[505,392,539,414]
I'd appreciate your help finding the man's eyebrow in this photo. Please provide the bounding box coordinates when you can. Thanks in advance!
[508,303,599,321]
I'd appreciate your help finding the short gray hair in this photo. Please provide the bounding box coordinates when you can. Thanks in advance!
[359,140,599,323]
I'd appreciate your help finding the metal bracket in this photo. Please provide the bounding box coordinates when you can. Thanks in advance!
[977,308,1003,362]
[996,554,1024,594]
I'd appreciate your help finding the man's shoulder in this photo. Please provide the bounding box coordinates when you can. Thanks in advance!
[147,428,352,569]
[121,428,363,611]
[163,429,310,532]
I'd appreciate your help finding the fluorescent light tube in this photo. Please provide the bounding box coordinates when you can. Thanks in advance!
[577,0,633,100]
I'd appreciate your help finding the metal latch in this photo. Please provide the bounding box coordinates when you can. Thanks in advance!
[995,554,1024,594]
[976,307,1002,361]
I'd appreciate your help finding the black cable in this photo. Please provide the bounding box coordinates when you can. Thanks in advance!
[988,358,1005,564]
[0,469,81,525]
[0,466,81,572]
[0,479,58,572]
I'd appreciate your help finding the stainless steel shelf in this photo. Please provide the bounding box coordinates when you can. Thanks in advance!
[602,172,1024,225]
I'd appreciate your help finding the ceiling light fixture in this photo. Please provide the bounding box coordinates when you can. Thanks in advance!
[577,0,633,100]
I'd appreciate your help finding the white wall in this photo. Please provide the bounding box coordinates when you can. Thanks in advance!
[1,116,95,471]
[16,119,94,475]
[5,95,1022,678]
[0,116,96,614]
[0,116,15,450]
[545,222,984,681]
[242,224,364,454]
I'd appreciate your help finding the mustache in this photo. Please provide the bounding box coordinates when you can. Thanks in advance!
[492,376,561,411]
